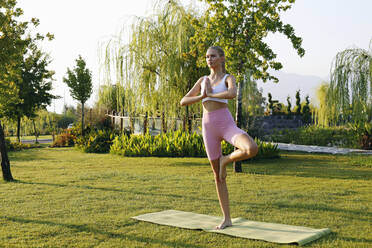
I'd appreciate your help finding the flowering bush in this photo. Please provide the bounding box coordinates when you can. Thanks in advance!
[50,130,76,147]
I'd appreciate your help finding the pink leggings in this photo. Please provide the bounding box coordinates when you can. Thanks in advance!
[202,108,247,161]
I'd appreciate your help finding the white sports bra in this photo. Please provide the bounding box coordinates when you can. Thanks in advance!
[201,74,229,104]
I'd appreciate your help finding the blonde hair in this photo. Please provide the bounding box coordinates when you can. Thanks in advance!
[208,46,226,73]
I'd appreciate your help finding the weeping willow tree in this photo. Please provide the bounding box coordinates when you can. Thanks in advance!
[101,0,209,132]
[97,83,126,113]
[327,39,372,125]
[314,82,331,127]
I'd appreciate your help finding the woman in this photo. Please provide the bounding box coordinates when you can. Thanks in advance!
[180,46,258,229]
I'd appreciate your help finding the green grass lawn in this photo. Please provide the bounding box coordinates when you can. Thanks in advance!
[1,148,371,247]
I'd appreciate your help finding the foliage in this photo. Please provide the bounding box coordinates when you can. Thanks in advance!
[4,138,40,151]
[0,0,55,145]
[0,0,53,181]
[50,131,75,147]
[63,55,93,134]
[57,116,75,129]
[0,0,28,118]
[314,82,331,126]
[268,125,359,148]
[266,93,283,115]
[194,0,305,82]
[302,95,311,123]
[327,38,372,125]
[94,115,114,131]
[268,93,273,113]
[2,109,59,136]
[286,96,292,116]
[63,55,92,104]
[11,45,56,141]
[102,0,207,128]
[75,129,118,153]
[348,122,372,150]
[110,130,205,157]
[241,78,266,117]
[15,46,56,119]
[294,90,301,115]
[97,83,126,113]
[110,130,279,160]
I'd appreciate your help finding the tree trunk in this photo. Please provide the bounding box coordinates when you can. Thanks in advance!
[183,106,188,132]
[187,115,192,133]
[130,115,135,134]
[143,112,148,135]
[0,121,14,181]
[32,119,39,143]
[233,75,243,173]
[161,111,167,133]
[16,116,21,143]
[81,102,85,135]
[184,105,192,133]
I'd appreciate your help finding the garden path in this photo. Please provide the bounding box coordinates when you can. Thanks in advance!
[275,143,372,155]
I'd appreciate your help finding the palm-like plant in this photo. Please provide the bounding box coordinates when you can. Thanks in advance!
[328,39,372,125]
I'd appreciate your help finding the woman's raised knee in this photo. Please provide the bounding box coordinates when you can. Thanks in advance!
[242,144,258,158]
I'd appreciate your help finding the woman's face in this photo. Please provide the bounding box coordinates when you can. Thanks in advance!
[206,49,224,68]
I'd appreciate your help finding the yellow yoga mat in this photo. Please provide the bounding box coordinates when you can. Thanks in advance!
[132,210,331,246]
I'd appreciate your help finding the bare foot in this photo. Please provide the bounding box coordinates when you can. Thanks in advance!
[216,219,232,230]
[219,155,228,182]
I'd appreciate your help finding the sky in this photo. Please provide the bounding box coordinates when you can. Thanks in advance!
[16,0,372,113]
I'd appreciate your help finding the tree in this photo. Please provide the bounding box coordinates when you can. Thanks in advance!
[103,0,209,133]
[0,0,53,181]
[328,39,372,125]
[97,83,126,113]
[63,55,93,135]
[286,96,292,116]
[241,77,265,117]
[268,93,274,114]
[295,90,301,115]
[314,82,331,126]
[13,45,56,142]
[302,95,311,124]
[194,0,305,172]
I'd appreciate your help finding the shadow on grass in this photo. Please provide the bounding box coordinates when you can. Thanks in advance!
[172,161,209,167]
[318,232,372,246]
[14,180,220,204]
[0,216,204,248]
[271,202,372,221]
[240,153,372,181]
[8,149,49,162]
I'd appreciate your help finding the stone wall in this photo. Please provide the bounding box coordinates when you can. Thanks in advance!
[254,115,305,135]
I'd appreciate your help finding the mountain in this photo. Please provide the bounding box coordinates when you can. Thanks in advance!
[256,70,327,106]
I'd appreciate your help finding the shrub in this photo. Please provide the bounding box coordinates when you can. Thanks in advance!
[110,130,206,157]
[5,138,40,151]
[75,129,118,153]
[110,130,280,160]
[349,122,372,150]
[95,115,114,130]
[267,125,358,148]
[50,131,76,147]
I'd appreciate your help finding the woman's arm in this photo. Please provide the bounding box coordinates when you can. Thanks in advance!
[180,77,206,106]
[206,75,237,99]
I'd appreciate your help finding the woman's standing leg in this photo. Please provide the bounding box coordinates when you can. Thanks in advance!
[209,158,232,229]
